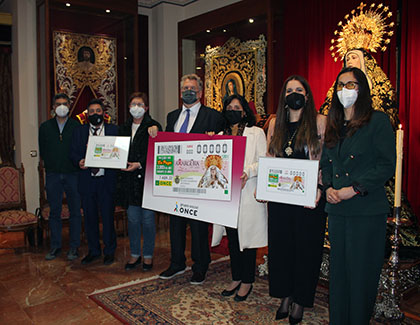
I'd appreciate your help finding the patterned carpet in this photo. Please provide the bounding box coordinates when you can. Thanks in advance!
[89,258,331,324]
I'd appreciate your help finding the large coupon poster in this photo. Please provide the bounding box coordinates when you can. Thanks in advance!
[142,132,246,228]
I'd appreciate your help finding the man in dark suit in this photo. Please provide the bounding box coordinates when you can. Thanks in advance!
[70,99,118,265]
[159,73,224,284]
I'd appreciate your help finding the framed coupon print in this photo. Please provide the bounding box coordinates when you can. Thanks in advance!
[84,136,130,169]
[256,157,319,207]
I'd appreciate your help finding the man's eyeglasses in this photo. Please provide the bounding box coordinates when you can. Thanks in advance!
[337,81,359,91]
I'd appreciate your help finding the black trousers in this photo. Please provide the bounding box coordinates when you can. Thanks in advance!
[226,227,257,283]
[329,214,387,325]
[81,177,116,256]
[268,200,326,307]
[169,215,211,274]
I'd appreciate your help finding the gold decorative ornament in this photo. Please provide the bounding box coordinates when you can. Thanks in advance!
[205,35,267,114]
[330,2,394,61]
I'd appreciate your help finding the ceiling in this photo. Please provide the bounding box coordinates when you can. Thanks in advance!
[138,0,197,9]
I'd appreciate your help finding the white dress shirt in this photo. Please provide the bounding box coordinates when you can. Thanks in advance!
[174,102,201,133]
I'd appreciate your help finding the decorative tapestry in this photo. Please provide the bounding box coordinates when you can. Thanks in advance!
[53,31,118,123]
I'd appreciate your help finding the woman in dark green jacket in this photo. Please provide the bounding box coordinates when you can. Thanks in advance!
[321,67,396,324]
[117,92,161,271]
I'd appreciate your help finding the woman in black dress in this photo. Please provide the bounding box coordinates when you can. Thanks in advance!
[266,75,326,324]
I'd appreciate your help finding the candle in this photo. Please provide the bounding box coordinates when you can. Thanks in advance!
[394,124,403,207]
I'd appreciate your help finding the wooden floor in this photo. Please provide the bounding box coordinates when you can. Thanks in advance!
[0,220,419,324]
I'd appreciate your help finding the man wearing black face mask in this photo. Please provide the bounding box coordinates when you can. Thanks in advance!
[159,74,224,284]
[70,98,118,266]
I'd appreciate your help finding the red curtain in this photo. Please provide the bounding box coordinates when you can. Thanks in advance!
[399,0,420,220]
[278,0,420,220]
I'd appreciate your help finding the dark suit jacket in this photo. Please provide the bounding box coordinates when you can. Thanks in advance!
[321,111,396,216]
[166,104,224,134]
[116,114,162,207]
[70,123,119,195]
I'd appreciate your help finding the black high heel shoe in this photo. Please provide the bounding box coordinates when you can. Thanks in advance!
[289,303,304,324]
[124,256,142,271]
[234,284,253,302]
[221,282,241,296]
[275,296,293,320]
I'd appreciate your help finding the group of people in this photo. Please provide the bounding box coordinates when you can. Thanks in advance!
[39,64,395,323]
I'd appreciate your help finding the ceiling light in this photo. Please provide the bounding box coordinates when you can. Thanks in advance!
[196,67,202,70]
[223,29,227,33]
[206,29,210,33]
[105,9,111,13]
[65,3,71,7]
[249,18,254,23]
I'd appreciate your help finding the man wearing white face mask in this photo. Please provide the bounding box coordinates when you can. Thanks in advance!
[39,93,82,261]
[116,92,161,271]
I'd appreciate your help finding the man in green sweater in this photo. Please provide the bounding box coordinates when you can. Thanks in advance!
[39,93,82,261]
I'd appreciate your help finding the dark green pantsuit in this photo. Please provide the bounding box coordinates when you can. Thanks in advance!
[328,214,386,325]
[321,111,396,324]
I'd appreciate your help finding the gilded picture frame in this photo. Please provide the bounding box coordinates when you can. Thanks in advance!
[205,35,267,113]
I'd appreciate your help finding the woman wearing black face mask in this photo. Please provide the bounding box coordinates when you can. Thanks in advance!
[211,94,267,302]
[266,75,327,324]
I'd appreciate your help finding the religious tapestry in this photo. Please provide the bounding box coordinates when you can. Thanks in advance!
[53,31,118,122]
[204,35,267,114]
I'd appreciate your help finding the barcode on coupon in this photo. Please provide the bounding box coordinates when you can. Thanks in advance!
[173,188,206,194]
[158,145,181,154]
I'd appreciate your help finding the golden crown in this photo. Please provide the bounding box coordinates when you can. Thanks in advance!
[330,2,394,61]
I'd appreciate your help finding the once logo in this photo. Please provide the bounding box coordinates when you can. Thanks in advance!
[179,207,198,216]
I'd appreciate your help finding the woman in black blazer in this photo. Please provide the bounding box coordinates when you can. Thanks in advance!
[321,67,396,324]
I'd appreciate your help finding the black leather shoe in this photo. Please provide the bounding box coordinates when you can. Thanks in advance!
[275,296,293,320]
[234,284,253,302]
[221,282,241,296]
[45,248,61,260]
[190,271,206,284]
[142,262,153,271]
[81,253,101,265]
[159,266,186,279]
[289,303,304,324]
[125,256,141,271]
[103,255,115,265]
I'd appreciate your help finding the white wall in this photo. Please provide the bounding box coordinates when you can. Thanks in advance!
[139,0,241,127]
[1,0,39,213]
[0,0,242,213]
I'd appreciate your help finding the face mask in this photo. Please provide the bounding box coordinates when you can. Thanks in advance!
[285,92,305,110]
[55,104,69,117]
[182,90,198,105]
[130,105,146,119]
[88,113,104,126]
[337,88,358,108]
[225,110,243,125]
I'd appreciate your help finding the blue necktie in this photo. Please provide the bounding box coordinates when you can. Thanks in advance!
[179,109,190,133]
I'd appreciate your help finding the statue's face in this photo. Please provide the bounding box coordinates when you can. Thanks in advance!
[228,81,234,92]
[83,50,91,61]
[345,51,361,69]
[210,166,217,177]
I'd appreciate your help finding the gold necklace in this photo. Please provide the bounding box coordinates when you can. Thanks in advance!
[284,128,298,156]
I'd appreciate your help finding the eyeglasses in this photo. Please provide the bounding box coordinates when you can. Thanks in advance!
[337,81,359,91]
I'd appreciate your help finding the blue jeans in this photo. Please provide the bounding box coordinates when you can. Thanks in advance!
[45,172,82,250]
[127,205,156,259]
